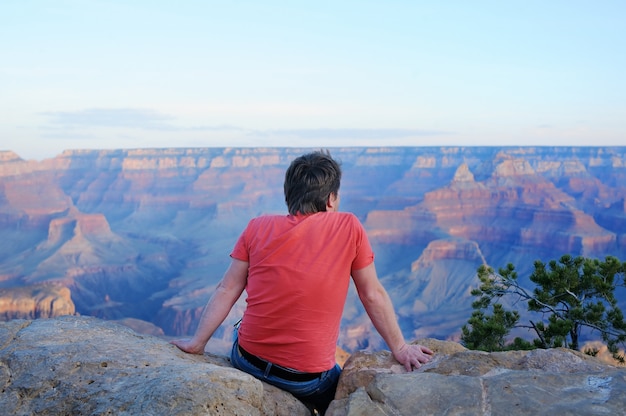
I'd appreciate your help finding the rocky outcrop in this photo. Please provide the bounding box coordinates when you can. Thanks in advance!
[0,284,74,320]
[2,316,624,416]
[0,316,310,415]
[328,338,626,416]
[45,211,115,247]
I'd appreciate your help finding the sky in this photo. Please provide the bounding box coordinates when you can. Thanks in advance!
[2,1,625,161]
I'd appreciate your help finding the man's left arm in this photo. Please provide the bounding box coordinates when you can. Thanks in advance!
[352,262,433,370]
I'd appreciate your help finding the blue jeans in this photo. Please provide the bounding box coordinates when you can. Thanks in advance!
[230,332,341,413]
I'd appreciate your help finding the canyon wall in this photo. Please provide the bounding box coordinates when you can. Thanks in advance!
[0,147,625,351]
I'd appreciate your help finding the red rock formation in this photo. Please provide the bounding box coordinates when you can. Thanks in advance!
[0,284,75,319]
[367,157,620,258]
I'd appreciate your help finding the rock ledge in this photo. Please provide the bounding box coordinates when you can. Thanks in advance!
[1,316,625,415]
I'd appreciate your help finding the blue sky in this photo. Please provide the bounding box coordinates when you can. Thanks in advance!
[2,1,625,160]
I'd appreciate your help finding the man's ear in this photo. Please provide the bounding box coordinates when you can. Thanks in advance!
[327,193,339,211]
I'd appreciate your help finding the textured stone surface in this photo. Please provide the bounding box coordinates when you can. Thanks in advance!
[0,316,309,415]
[328,338,626,416]
[3,317,625,415]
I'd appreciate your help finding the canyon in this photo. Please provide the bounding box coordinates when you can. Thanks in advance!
[0,147,625,353]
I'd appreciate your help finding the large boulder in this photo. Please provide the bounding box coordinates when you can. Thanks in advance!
[0,316,309,415]
[328,338,626,415]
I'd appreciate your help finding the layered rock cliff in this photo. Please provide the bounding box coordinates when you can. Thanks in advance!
[1,316,624,415]
[0,284,74,320]
[1,147,626,351]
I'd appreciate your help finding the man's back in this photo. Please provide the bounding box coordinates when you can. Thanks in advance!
[231,211,374,373]
[171,150,432,414]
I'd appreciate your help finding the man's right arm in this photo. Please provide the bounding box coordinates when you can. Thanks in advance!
[170,258,248,354]
[352,262,433,370]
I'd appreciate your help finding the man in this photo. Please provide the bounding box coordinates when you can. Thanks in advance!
[171,150,433,414]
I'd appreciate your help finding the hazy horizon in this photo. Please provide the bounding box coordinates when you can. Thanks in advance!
[2,1,625,161]
[6,143,626,163]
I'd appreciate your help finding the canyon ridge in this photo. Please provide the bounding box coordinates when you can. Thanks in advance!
[1,147,625,353]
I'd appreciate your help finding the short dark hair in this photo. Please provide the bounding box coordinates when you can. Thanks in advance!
[284,150,342,215]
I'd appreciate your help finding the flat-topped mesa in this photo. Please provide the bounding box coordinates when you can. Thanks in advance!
[46,217,77,245]
[411,238,486,270]
[72,212,113,236]
[493,157,536,177]
[0,151,22,162]
[46,212,113,245]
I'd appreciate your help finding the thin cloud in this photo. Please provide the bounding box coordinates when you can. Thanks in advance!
[39,108,451,145]
[40,132,98,140]
[40,108,247,133]
[255,128,450,140]
[42,108,176,130]
[188,124,246,132]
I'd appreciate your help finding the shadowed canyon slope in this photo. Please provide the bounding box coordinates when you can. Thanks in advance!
[1,147,625,352]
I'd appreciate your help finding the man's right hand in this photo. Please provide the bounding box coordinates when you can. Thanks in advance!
[170,338,206,355]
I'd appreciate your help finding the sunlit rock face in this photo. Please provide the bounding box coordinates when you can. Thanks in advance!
[0,285,74,320]
[0,147,625,351]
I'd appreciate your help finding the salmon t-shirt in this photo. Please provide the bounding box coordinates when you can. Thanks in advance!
[230,211,374,373]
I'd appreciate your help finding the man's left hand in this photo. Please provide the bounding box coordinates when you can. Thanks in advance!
[393,343,434,371]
